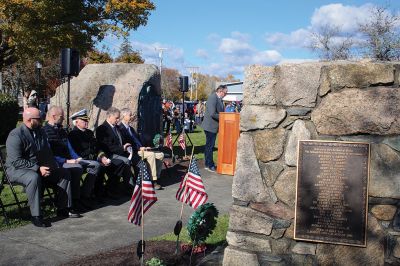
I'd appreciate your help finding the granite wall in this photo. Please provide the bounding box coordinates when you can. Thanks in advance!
[223,61,400,266]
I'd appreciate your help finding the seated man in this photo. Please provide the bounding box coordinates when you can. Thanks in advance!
[118,108,164,190]
[68,109,111,203]
[95,107,135,196]
[5,108,78,227]
[43,106,89,211]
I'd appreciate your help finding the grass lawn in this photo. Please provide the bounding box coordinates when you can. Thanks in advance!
[150,214,229,246]
[168,126,218,163]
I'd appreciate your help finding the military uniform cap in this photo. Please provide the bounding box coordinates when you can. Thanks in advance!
[70,109,89,121]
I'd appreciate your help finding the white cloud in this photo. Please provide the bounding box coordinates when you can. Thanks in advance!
[266,28,311,48]
[203,32,282,78]
[218,38,253,55]
[196,49,209,60]
[311,3,374,33]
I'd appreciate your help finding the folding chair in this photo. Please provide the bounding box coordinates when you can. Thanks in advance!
[0,147,24,219]
[0,146,56,221]
[0,181,9,224]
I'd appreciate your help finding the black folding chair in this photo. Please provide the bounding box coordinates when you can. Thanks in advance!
[0,181,9,225]
[0,147,24,221]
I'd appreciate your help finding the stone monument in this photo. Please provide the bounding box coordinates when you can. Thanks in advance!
[223,61,400,266]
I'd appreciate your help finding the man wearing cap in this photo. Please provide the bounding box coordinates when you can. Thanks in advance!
[43,106,89,212]
[68,109,111,201]
[5,107,77,227]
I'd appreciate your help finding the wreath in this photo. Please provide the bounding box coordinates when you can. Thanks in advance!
[152,134,161,148]
[187,203,219,246]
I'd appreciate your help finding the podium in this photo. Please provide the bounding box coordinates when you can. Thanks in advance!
[217,112,240,175]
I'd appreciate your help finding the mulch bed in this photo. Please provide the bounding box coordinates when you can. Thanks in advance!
[62,240,214,266]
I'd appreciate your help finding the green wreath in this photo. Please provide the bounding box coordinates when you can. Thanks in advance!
[187,203,219,246]
[152,134,161,147]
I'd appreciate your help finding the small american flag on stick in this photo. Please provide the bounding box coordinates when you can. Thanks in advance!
[128,161,157,225]
[176,157,208,209]
[178,133,186,151]
[165,131,172,150]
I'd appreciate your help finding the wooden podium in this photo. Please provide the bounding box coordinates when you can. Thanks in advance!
[217,112,240,175]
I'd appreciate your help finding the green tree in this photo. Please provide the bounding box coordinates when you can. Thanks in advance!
[115,38,144,63]
[0,0,155,67]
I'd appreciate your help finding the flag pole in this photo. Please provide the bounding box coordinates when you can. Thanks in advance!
[174,145,195,253]
[140,150,145,266]
[179,145,195,218]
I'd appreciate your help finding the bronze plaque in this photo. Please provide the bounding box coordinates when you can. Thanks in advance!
[294,140,369,246]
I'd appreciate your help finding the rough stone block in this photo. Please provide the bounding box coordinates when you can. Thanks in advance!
[51,63,160,129]
[321,62,394,91]
[370,144,400,199]
[371,205,397,221]
[243,65,277,105]
[222,246,259,266]
[394,237,400,258]
[232,134,272,202]
[273,169,297,207]
[292,242,316,255]
[275,63,323,107]
[229,205,273,236]
[284,120,313,166]
[253,128,286,162]
[259,161,284,186]
[240,105,286,131]
[250,202,294,220]
[312,87,400,135]
[226,231,272,253]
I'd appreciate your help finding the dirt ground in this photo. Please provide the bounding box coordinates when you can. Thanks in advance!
[62,240,217,266]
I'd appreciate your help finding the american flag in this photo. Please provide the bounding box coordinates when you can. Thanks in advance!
[178,133,185,150]
[176,157,208,209]
[128,160,157,225]
[165,131,172,150]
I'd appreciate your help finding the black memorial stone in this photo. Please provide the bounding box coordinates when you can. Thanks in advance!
[294,140,369,247]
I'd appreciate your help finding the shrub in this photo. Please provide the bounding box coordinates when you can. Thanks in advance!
[0,94,19,143]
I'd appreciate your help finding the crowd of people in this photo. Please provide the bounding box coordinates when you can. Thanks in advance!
[5,84,242,228]
[5,106,164,227]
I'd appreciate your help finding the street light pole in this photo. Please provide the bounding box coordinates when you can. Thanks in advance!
[35,61,42,99]
[155,47,167,98]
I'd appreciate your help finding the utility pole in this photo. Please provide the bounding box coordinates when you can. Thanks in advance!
[186,66,199,101]
[156,47,167,99]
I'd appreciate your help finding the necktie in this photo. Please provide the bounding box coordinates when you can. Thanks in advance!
[128,126,141,149]
[113,126,122,145]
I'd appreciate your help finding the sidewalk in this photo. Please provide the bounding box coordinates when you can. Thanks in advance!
[0,161,233,266]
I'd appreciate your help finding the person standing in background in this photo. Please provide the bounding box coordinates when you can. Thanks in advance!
[201,85,228,172]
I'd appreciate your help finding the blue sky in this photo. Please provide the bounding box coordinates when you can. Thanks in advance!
[100,0,400,79]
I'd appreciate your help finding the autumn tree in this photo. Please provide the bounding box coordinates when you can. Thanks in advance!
[115,38,144,63]
[161,68,180,101]
[0,0,155,67]
[86,49,113,64]
[358,5,400,60]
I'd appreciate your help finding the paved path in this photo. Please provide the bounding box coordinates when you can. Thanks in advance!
[0,161,233,266]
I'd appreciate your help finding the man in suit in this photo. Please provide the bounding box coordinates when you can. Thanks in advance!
[95,107,134,196]
[118,108,164,190]
[5,107,76,227]
[201,85,228,172]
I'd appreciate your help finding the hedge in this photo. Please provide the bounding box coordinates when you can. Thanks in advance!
[0,94,19,143]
